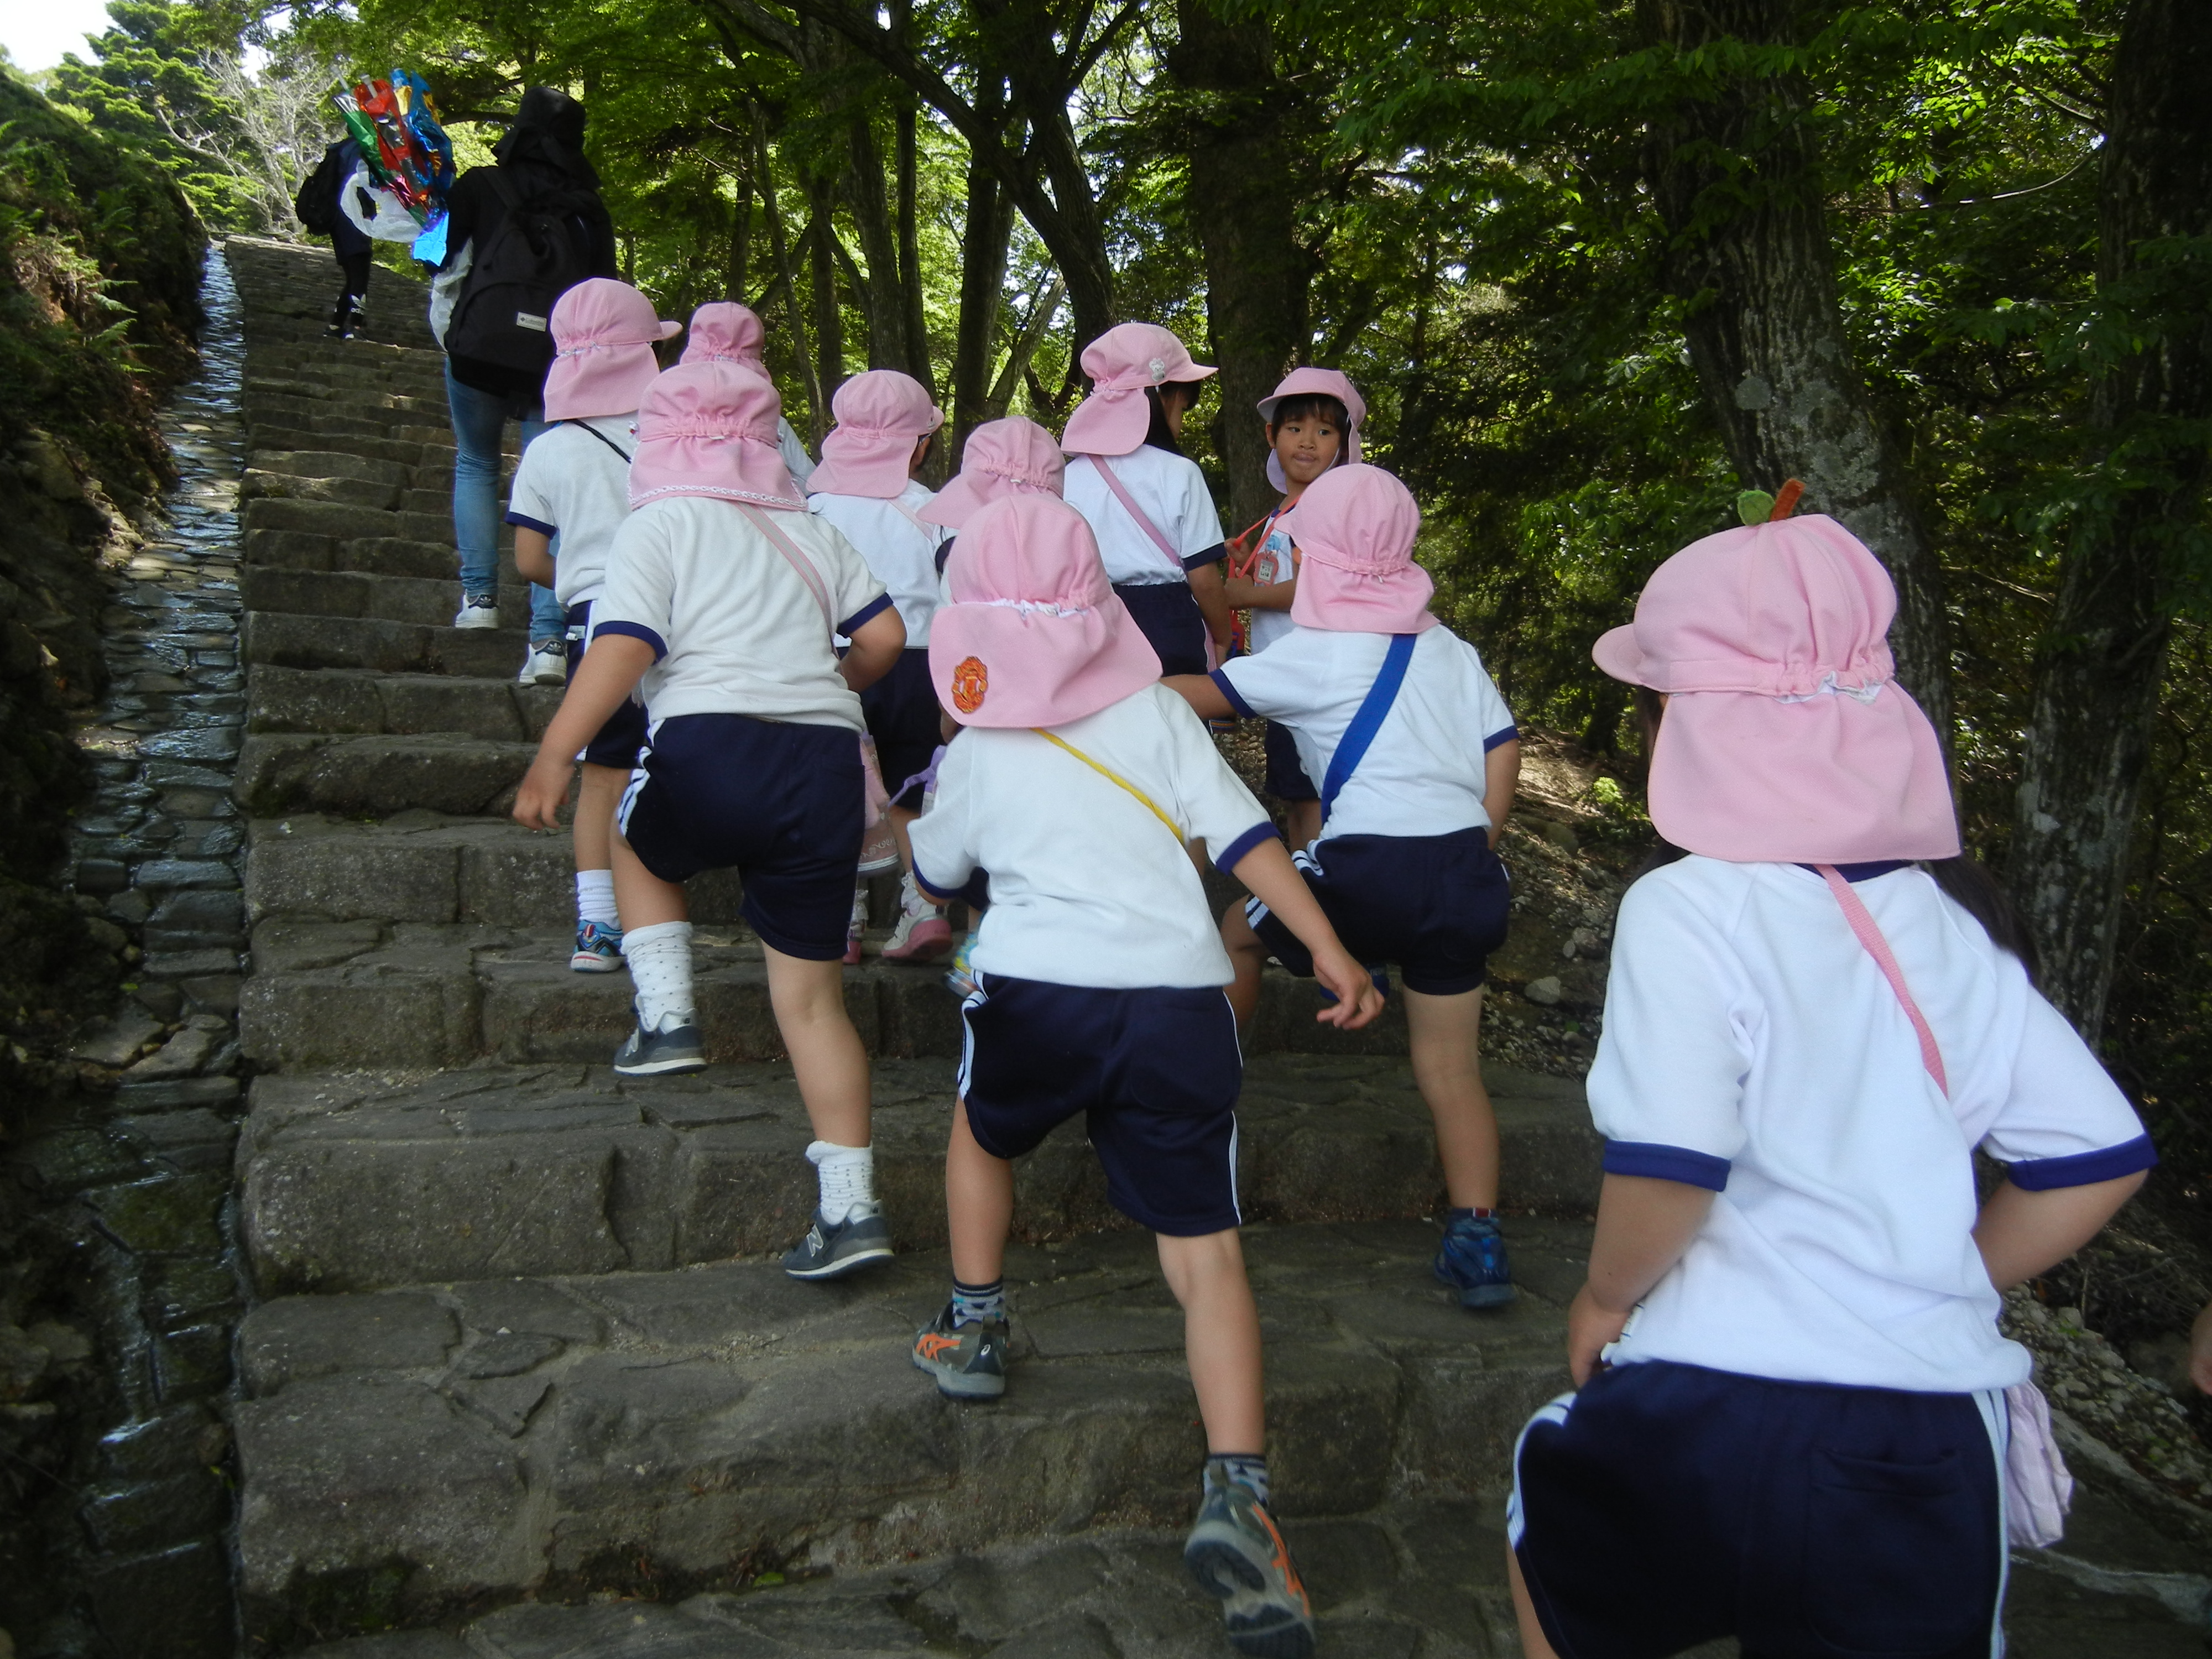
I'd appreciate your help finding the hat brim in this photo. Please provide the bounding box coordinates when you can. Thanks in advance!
[809,431,926,499]
[542,343,662,422]
[1591,623,1646,686]
[928,597,1161,728]
[1288,557,1439,634]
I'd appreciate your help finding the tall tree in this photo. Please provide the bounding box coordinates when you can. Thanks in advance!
[2008,0,2212,1033]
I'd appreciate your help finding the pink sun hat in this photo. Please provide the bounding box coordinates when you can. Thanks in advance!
[1258,367,1365,494]
[681,301,765,367]
[627,359,805,511]
[1592,513,1959,864]
[1285,465,1439,635]
[542,279,682,422]
[1061,322,1217,457]
[929,494,1162,728]
[806,369,944,499]
[919,417,1066,530]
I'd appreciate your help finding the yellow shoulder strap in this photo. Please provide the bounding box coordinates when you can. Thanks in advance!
[1032,731,1186,843]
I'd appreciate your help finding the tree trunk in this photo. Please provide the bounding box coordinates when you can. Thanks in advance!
[1170,2,1311,534]
[724,143,754,302]
[843,122,911,375]
[951,101,1014,463]
[807,177,847,430]
[2008,0,2212,1034]
[891,0,933,398]
[1642,0,1952,739]
[755,116,822,443]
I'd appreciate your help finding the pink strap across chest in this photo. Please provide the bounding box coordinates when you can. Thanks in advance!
[1816,864,1949,1096]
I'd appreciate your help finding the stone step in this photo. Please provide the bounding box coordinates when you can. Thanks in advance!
[243,610,529,677]
[235,731,539,817]
[247,669,556,742]
[241,566,530,629]
[247,426,449,467]
[244,494,473,547]
[232,1217,1590,1643]
[232,1055,1598,1294]
[247,528,490,582]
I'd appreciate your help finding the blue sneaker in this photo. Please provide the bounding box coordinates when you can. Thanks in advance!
[1434,1212,1516,1309]
[571,917,624,973]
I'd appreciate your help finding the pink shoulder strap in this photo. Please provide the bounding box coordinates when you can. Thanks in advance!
[1085,454,1187,577]
[1817,864,1949,1095]
[737,502,834,633]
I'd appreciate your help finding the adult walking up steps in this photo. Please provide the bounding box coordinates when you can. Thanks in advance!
[218,238,2199,1658]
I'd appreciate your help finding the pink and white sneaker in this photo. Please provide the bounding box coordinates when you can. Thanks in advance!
[881,875,952,963]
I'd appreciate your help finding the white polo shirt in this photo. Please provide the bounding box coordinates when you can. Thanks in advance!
[1590,856,2155,1395]
[808,481,950,646]
[776,418,816,492]
[1246,516,1298,654]
[1211,623,1517,843]
[1063,446,1227,587]
[909,683,1277,989]
[592,496,891,734]
[504,415,636,611]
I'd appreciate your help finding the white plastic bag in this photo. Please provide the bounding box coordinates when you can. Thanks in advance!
[338,163,422,243]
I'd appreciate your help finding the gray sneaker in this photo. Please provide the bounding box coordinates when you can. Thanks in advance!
[612,1022,705,1076]
[911,1300,1008,1399]
[781,1202,894,1280]
[1183,1464,1316,1659]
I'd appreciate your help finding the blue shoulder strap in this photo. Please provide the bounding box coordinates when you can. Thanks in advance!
[1319,632,1417,824]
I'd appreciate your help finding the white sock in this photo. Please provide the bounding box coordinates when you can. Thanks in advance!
[807,1139,875,1225]
[576,869,619,929]
[622,920,693,1034]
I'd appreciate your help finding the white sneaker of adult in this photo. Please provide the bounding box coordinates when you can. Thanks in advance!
[452,594,500,629]
[520,641,567,685]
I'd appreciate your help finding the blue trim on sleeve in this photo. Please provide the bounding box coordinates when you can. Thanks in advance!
[1483,723,1519,753]
[1209,669,1258,719]
[915,864,989,910]
[1602,1140,1732,1191]
[1182,542,1228,573]
[935,535,955,576]
[592,620,666,661]
[2007,1134,2157,1191]
[838,593,895,637]
[1214,821,1280,873]
[504,512,558,536]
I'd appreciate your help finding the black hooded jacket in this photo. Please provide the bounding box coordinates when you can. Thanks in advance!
[440,86,619,400]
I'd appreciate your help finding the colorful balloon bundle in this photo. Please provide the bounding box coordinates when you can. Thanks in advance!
[333,70,455,227]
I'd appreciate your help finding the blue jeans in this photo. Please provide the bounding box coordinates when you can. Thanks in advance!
[445,361,565,643]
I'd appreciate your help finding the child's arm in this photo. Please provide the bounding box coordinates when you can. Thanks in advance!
[837,606,907,693]
[1223,573,1296,611]
[1228,838,1382,1030]
[1165,674,1233,720]
[513,634,655,828]
[1971,1171,2147,1293]
[1188,560,1235,648]
[1484,738,1520,848]
[514,526,555,588]
[1568,1173,1717,1385]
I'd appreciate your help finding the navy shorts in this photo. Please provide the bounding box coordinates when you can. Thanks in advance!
[566,602,648,770]
[1262,719,1316,802]
[1511,1361,2004,1659]
[859,648,942,811]
[958,973,1243,1237]
[618,712,863,960]
[1247,828,1508,996]
[1113,581,1207,677]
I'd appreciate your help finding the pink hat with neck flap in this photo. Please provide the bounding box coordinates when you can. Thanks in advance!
[1061,322,1217,457]
[920,417,1066,529]
[1286,465,1439,635]
[542,279,681,422]
[1258,367,1365,494]
[682,301,765,367]
[929,494,1162,728]
[627,359,805,511]
[807,369,943,499]
[1592,513,1959,864]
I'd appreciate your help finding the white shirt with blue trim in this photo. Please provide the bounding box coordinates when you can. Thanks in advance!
[910,684,1276,990]
[504,414,636,611]
[1590,855,2154,1395]
[593,495,891,734]
[1063,446,1227,587]
[1211,623,1517,843]
[808,479,950,647]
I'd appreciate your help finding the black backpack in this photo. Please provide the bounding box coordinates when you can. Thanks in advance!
[293,141,349,235]
[444,169,598,375]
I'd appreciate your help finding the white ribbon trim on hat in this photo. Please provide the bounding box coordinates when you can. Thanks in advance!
[971,598,1097,619]
[1773,671,1886,706]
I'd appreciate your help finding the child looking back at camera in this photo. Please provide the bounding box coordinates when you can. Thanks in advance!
[904,493,1381,1659]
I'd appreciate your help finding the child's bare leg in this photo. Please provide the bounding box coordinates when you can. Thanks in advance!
[1507,1549,1561,1659]
[573,762,625,872]
[764,942,871,1147]
[1156,1229,1264,1453]
[1286,799,1322,852]
[946,1099,1013,1285]
[888,802,921,874]
[1219,904,1269,1030]
[1406,985,1500,1209]
[610,832,685,928]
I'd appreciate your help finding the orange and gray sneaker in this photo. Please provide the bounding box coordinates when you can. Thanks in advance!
[1184,1464,1316,1658]
[910,1301,1007,1399]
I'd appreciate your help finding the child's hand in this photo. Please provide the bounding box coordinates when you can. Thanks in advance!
[1568,1284,1631,1387]
[512,755,572,831]
[2192,1300,2212,1395]
[1311,946,1383,1029]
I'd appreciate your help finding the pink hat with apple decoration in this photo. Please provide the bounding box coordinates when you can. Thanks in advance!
[1256,367,1365,494]
[919,417,1066,530]
[1592,505,1959,864]
[1061,322,1218,457]
[627,358,805,512]
[929,494,1161,728]
[1285,464,1439,636]
[542,279,681,422]
[681,301,766,367]
[807,369,943,499]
